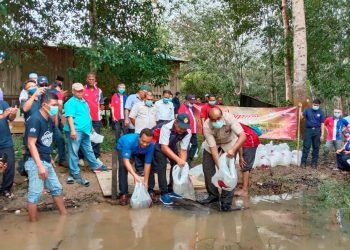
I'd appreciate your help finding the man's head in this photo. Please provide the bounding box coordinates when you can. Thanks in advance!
[217,97,223,105]
[55,75,64,85]
[174,113,190,134]
[208,94,216,106]
[145,92,154,107]
[117,83,126,94]
[175,91,180,98]
[37,76,48,87]
[28,72,38,83]
[185,95,196,106]
[312,99,321,111]
[41,91,59,116]
[72,83,84,99]
[86,73,96,87]
[138,85,150,99]
[24,80,37,96]
[334,108,342,118]
[138,128,154,148]
[208,108,225,129]
[204,94,209,102]
[196,98,202,104]
[163,90,172,103]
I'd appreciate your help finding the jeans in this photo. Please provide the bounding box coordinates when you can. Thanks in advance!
[301,128,321,165]
[135,154,145,173]
[92,121,102,158]
[150,149,176,195]
[113,119,128,141]
[187,133,198,166]
[323,140,343,160]
[202,149,233,206]
[53,125,66,163]
[336,152,350,171]
[0,147,15,192]
[65,131,101,176]
[24,158,62,204]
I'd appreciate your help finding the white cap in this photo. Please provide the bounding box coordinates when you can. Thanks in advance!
[29,73,38,79]
[72,82,84,91]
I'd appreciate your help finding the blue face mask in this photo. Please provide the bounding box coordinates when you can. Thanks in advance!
[163,98,172,103]
[118,88,125,94]
[334,113,341,118]
[145,100,153,107]
[28,88,37,96]
[312,105,319,111]
[187,103,193,108]
[212,120,224,129]
[209,100,216,106]
[48,106,59,116]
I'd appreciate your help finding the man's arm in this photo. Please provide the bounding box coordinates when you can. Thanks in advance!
[320,123,325,141]
[67,117,77,140]
[123,158,141,183]
[160,144,186,167]
[143,163,151,188]
[209,146,220,168]
[22,88,45,112]
[27,137,48,180]
[227,131,246,158]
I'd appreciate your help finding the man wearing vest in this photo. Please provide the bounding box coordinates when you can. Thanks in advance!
[110,83,128,141]
[150,113,192,205]
[178,95,198,166]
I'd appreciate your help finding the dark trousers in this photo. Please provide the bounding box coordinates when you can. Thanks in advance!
[202,149,233,206]
[53,125,66,163]
[301,127,321,165]
[336,153,350,171]
[187,133,198,166]
[0,147,15,192]
[128,129,135,134]
[135,154,145,173]
[113,119,128,142]
[150,149,176,195]
[79,120,102,160]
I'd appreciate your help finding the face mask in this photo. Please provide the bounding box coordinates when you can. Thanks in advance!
[48,106,59,116]
[209,101,216,106]
[118,88,125,94]
[163,98,172,103]
[187,103,193,108]
[145,100,153,107]
[212,120,224,129]
[312,105,319,111]
[28,88,37,96]
[334,113,341,118]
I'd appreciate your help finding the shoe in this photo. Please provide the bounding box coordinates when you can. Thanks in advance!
[160,194,173,205]
[93,165,109,173]
[78,159,85,167]
[72,174,90,187]
[58,161,68,167]
[198,196,218,205]
[300,163,306,168]
[119,194,128,206]
[96,158,104,165]
[221,204,232,212]
[1,190,14,199]
[149,192,158,203]
[168,192,183,199]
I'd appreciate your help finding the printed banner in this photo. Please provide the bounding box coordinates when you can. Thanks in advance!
[193,105,297,140]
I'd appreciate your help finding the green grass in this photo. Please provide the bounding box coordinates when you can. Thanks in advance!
[100,127,116,153]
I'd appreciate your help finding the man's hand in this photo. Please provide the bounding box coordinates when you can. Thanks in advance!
[320,135,324,141]
[176,158,186,167]
[2,108,11,118]
[124,119,129,128]
[336,149,342,154]
[10,107,18,115]
[345,151,350,155]
[239,157,247,168]
[133,174,141,184]
[38,166,48,180]
[226,148,236,159]
[0,162,7,173]
[70,130,77,140]
[144,181,148,190]
[34,87,45,97]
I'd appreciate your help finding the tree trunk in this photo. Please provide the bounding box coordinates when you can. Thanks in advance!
[267,36,276,104]
[281,0,293,101]
[292,0,308,106]
[89,0,97,72]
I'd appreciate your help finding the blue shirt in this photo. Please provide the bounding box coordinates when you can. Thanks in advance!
[21,98,41,121]
[63,96,92,135]
[116,133,155,164]
[24,111,54,163]
[0,101,13,149]
[303,108,325,128]
[125,93,142,129]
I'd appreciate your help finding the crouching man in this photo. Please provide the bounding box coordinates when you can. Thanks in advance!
[199,108,246,211]
[24,92,67,222]
[116,128,156,205]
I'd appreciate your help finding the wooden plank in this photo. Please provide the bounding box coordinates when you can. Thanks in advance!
[96,171,112,196]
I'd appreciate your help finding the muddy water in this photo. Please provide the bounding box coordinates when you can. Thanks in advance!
[0,194,349,250]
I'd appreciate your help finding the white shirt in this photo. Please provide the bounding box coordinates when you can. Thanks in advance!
[19,89,28,102]
[155,99,175,121]
[159,120,192,150]
[129,102,157,133]
[120,95,124,119]
[333,119,339,140]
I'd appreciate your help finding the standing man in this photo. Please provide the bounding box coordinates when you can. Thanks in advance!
[0,100,17,198]
[172,91,181,116]
[82,73,104,165]
[21,79,45,121]
[199,108,246,211]
[19,73,38,103]
[24,92,66,222]
[110,83,128,140]
[178,95,198,166]
[116,129,156,205]
[323,108,349,161]
[300,99,325,169]
[129,92,157,133]
[200,94,219,125]
[124,85,149,133]
[155,90,174,124]
[150,114,192,205]
[64,83,108,187]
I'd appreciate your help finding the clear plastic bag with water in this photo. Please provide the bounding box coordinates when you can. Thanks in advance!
[130,182,152,209]
[211,153,237,191]
[172,163,196,200]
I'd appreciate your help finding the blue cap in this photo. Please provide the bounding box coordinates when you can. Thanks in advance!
[177,113,191,129]
[37,76,48,85]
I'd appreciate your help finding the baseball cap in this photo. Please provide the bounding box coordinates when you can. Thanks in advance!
[176,113,191,129]
[37,76,48,85]
[28,72,38,79]
[186,95,196,103]
[72,83,84,91]
[140,85,150,91]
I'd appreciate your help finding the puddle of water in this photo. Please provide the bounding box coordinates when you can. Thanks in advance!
[0,195,349,250]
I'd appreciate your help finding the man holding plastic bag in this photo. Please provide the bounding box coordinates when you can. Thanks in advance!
[199,108,246,211]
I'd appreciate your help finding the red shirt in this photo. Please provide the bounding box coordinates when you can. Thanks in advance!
[241,123,260,148]
[178,104,197,134]
[200,103,219,121]
[56,91,64,101]
[110,93,126,121]
[83,85,104,121]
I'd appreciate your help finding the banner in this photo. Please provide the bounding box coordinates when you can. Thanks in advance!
[193,105,297,140]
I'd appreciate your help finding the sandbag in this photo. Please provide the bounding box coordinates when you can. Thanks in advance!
[130,182,152,209]
[172,164,195,200]
[211,153,237,191]
[291,150,302,166]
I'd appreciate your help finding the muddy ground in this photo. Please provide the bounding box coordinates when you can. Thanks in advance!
[0,152,349,214]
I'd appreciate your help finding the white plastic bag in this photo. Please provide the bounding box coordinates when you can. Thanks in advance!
[90,132,104,144]
[291,150,302,166]
[270,150,292,167]
[130,182,152,209]
[253,144,270,168]
[172,163,195,200]
[189,164,204,177]
[211,153,237,191]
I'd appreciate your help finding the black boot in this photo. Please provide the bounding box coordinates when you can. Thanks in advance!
[198,196,218,205]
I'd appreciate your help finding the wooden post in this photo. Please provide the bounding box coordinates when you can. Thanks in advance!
[297,104,302,164]
[111,148,119,200]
